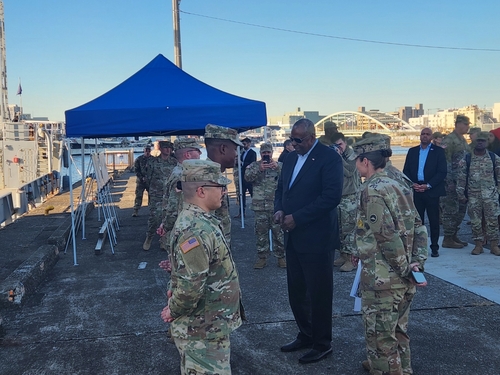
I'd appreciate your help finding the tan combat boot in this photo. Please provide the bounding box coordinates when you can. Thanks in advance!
[453,233,468,246]
[334,253,347,267]
[442,235,464,249]
[362,359,371,372]
[253,258,267,269]
[132,209,138,217]
[143,235,153,251]
[490,240,500,256]
[340,255,356,272]
[471,240,483,255]
[277,257,287,268]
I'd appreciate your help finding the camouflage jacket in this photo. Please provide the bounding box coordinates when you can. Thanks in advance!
[341,146,361,196]
[385,161,413,190]
[161,163,183,231]
[442,130,470,183]
[456,151,500,200]
[169,203,242,340]
[244,160,282,211]
[146,156,177,198]
[134,154,150,181]
[318,134,333,146]
[355,171,428,291]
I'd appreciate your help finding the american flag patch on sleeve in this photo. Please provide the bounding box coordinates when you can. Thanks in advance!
[180,237,200,254]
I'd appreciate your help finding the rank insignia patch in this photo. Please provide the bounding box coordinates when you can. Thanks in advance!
[357,219,364,228]
[180,237,200,254]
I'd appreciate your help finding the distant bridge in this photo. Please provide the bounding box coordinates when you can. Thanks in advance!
[315,110,416,136]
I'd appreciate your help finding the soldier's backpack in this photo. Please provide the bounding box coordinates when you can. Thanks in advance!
[464,151,498,198]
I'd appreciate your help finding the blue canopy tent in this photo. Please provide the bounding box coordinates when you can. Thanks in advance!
[64,55,266,263]
[65,54,267,137]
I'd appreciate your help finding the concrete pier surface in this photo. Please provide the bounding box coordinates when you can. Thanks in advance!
[1,170,500,375]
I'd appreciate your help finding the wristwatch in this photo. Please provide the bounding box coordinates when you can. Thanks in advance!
[426,183,431,189]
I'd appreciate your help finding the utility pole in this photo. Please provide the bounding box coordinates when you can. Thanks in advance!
[0,0,10,121]
[172,0,182,69]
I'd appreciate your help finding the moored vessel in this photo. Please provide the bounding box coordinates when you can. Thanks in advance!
[0,1,65,226]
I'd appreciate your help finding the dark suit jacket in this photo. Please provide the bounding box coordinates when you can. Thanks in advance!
[241,148,257,171]
[403,144,447,198]
[274,142,343,253]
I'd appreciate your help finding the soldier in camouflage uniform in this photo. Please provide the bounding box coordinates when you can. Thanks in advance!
[441,115,471,248]
[468,127,481,150]
[244,143,286,269]
[456,131,500,256]
[352,137,428,375]
[204,124,243,247]
[331,133,361,272]
[132,146,151,217]
[161,159,243,375]
[318,121,338,146]
[368,133,413,189]
[143,140,177,251]
[158,137,202,253]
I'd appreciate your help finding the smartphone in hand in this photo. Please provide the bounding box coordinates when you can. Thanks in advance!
[411,271,427,284]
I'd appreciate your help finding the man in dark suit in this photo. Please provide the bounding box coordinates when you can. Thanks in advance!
[403,127,447,257]
[236,137,257,218]
[274,119,343,364]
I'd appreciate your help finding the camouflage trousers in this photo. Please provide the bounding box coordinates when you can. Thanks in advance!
[174,335,231,375]
[254,210,284,258]
[146,195,163,237]
[467,194,500,241]
[133,178,148,210]
[440,184,467,236]
[361,286,416,375]
[337,193,358,255]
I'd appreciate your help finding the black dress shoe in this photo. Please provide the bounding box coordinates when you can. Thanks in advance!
[431,251,439,257]
[280,339,313,352]
[299,347,333,364]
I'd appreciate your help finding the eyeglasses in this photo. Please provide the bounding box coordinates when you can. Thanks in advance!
[289,135,310,144]
[200,184,227,192]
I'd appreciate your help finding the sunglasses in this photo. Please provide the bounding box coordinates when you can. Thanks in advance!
[199,184,227,192]
[289,135,310,144]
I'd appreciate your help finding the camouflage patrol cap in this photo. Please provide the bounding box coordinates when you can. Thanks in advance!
[181,159,231,185]
[260,143,273,152]
[432,132,444,139]
[468,127,481,135]
[455,115,470,125]
[353,137,388,156]
[365,133,391,148]
[173,137,202,152]
[159,140,173,149]
[204,124,244,146]
[477,131,489,141]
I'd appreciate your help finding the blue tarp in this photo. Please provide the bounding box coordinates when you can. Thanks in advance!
[65,54,267,138]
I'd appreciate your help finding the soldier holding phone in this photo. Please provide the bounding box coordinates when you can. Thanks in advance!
[245,143,286,269]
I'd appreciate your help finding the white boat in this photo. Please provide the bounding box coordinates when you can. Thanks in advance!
[0,121,66,226]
